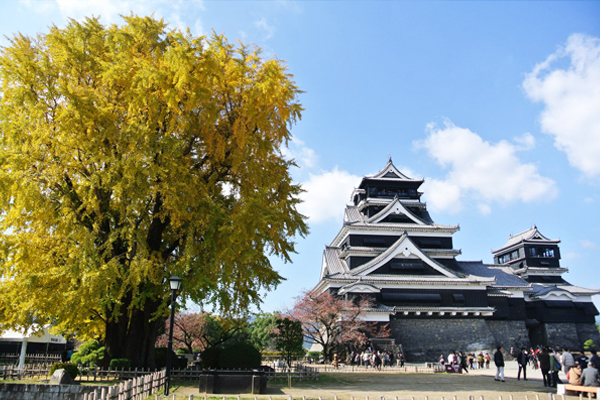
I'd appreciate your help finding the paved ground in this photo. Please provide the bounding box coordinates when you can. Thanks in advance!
[170,362,563,400]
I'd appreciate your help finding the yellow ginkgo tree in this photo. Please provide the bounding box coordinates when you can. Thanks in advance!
[0,15,307,368]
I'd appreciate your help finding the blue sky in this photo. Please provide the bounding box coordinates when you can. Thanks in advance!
[2,1,599,318]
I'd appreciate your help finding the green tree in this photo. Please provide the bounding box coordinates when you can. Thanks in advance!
[71,340,105,367]
[0,16,307,368]
[249,312,279,351]
[272,316,304,368]
[584,339,597,351]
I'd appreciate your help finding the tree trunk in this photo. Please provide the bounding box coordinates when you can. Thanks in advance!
[104,297,164,368]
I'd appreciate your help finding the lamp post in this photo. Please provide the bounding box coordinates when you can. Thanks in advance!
[165,275,182,396]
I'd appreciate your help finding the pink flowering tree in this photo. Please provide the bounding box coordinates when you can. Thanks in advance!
[289,290,376,362]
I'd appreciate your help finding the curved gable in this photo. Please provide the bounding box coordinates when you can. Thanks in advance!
[353,234,458,278]
[368,197,426,225]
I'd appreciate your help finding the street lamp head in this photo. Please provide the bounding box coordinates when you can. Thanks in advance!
[168,275,182,291]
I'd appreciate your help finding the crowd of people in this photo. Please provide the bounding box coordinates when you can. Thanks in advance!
[435,345,600,388]
[439,351,492,371]
[346,349,405,369]
[490,345,600,387]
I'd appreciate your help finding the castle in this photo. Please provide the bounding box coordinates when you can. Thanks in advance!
[313,158,600,360]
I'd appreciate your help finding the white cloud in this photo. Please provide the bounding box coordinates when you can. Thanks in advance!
[298,168,360,224]
[423,178,463,214]
[581,239,597,249]
[280,137,358,224]
[513,132,536,151]
[281,137,318,169]
[523,33,600,179]
[415,120,557,214]
[254,18,276,40]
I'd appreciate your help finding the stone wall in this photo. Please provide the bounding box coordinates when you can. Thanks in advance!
[485,320,531,352]
[389,318,497,361]
[576,323,600,349]
[545,323,580,349]
[388,317,599,362]
[0,383,101,400]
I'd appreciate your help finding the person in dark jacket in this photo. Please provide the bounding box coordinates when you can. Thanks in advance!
[516,348,528,380]
[538,347,551,387]
[459,351,469,374]
[590,350,600,369]
[494,346,505,382]
[578,351,589,370]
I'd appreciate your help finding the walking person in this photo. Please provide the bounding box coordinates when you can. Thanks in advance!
[516,347,528,380]
[459,351,469,374]
[549,348,562,387]
[538,347,551,387]
[494,346,505,382]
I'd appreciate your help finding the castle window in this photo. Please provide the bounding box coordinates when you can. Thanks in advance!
[528,247,555,258]
[498,250,520,264]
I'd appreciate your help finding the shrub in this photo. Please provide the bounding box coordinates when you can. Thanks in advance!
[308,351,321,359]
[109,358,132,370]
[70,340,105,367]
[584,339,597,351]
[219,342,261,369]
[49,362,79,379]
[154,347,188,369]
[200,346,221,369]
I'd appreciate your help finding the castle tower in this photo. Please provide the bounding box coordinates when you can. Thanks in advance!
[313,158,599,360]
[493,227,600,349]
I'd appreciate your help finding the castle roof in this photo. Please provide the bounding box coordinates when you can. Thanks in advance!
[492,225,560,254]
[361,157,424,184]
[455,261,531,288]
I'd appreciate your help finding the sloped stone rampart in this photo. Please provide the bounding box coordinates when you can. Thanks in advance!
[575,322,600,348]
[390,318,497,361]
[0,383,101,400]
[485,320,530,353]
[545,322,580,349]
